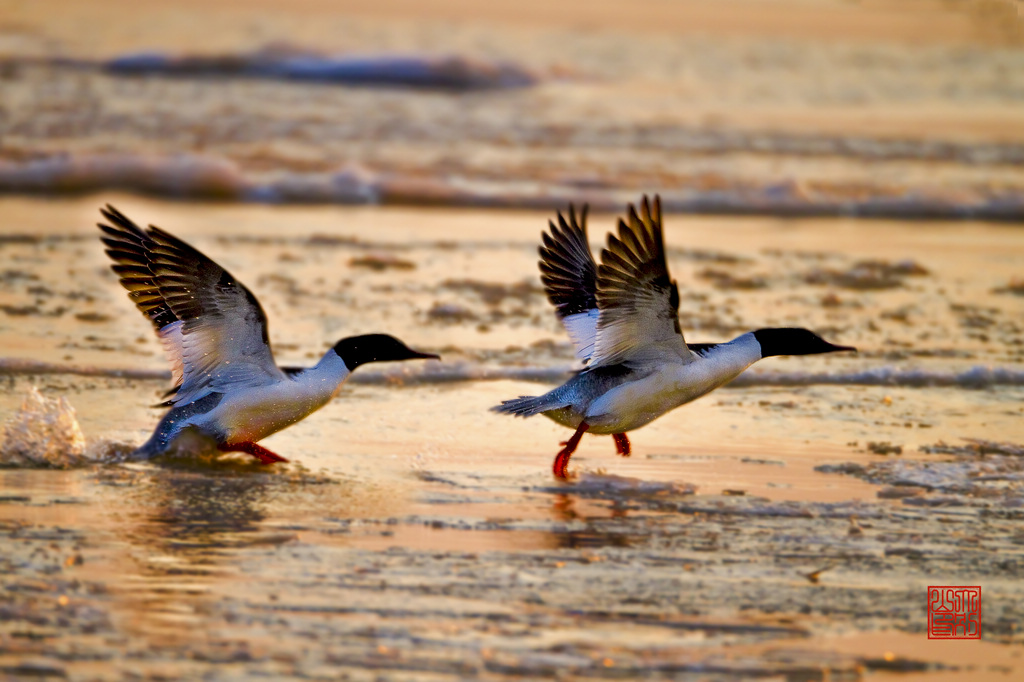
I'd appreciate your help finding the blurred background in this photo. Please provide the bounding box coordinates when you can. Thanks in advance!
[1,0,1022,217]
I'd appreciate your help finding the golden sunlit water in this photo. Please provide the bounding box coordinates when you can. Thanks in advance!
[2,0,1023,678]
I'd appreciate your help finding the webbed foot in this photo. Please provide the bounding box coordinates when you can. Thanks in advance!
[553,421,589,479]
[218,441,289,465]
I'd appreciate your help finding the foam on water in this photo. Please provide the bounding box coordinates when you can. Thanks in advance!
[2,358,1023,389]
[0,154,377,202]
[726,365,1024,389]
[0,147,1021,219]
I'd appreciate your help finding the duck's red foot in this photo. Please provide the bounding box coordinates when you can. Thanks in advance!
[613,433,631,457]
[553,421,589,480]
[218,441,289,465]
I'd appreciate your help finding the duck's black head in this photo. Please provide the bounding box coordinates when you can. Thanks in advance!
[752,328,856,358]
[333,334,440,371]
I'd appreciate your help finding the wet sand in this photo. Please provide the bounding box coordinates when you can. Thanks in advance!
[1,196,1023,679]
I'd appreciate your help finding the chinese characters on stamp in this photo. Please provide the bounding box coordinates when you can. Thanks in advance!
[928,586,981,639]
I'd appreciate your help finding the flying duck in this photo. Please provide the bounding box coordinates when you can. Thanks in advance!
[98,205,438,464]
[493,195,855,479]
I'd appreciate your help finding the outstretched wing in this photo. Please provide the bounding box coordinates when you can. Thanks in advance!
[99,207,187,392]
[98,205,284,406]
[538,204,599,362]
[589,195,692,369]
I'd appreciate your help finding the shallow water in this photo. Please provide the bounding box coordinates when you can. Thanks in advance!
[1,196,1023,679]
[2,0,1024,676]
[1,1,1022,218]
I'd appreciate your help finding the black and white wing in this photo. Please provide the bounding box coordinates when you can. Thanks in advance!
[538,204,599,362]
[99,205,284,406]
[589,195,692,369]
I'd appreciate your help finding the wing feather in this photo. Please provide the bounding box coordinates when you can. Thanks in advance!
[538,204,599,362]
[99,207,179,331]
[589,195,691,368]
[98,206,283,406]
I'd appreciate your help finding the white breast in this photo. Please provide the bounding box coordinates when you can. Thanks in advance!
[203,350,352,444]
[583,333,762,433]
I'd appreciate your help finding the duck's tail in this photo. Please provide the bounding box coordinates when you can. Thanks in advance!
[491,394,566,418]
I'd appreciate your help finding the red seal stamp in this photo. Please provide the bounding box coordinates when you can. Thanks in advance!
[927,586,981,639]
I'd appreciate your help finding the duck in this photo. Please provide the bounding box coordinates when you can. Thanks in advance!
[98,205,438,464]
[493,195,855,479]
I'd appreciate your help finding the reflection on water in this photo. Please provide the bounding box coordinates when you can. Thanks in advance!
[550,493,635,549]
[132,468,271,556]
[88,464,288,640]
[3,453,1024,679]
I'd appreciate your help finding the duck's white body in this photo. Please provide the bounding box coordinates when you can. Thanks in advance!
[206,355,349,443]
[494,196,855,478]
[161,350,352,448]
[553,333,762,434]
[99,205,436,463]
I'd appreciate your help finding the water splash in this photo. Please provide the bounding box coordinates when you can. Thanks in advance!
[0,386,133,467]
[1,386,87,467]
